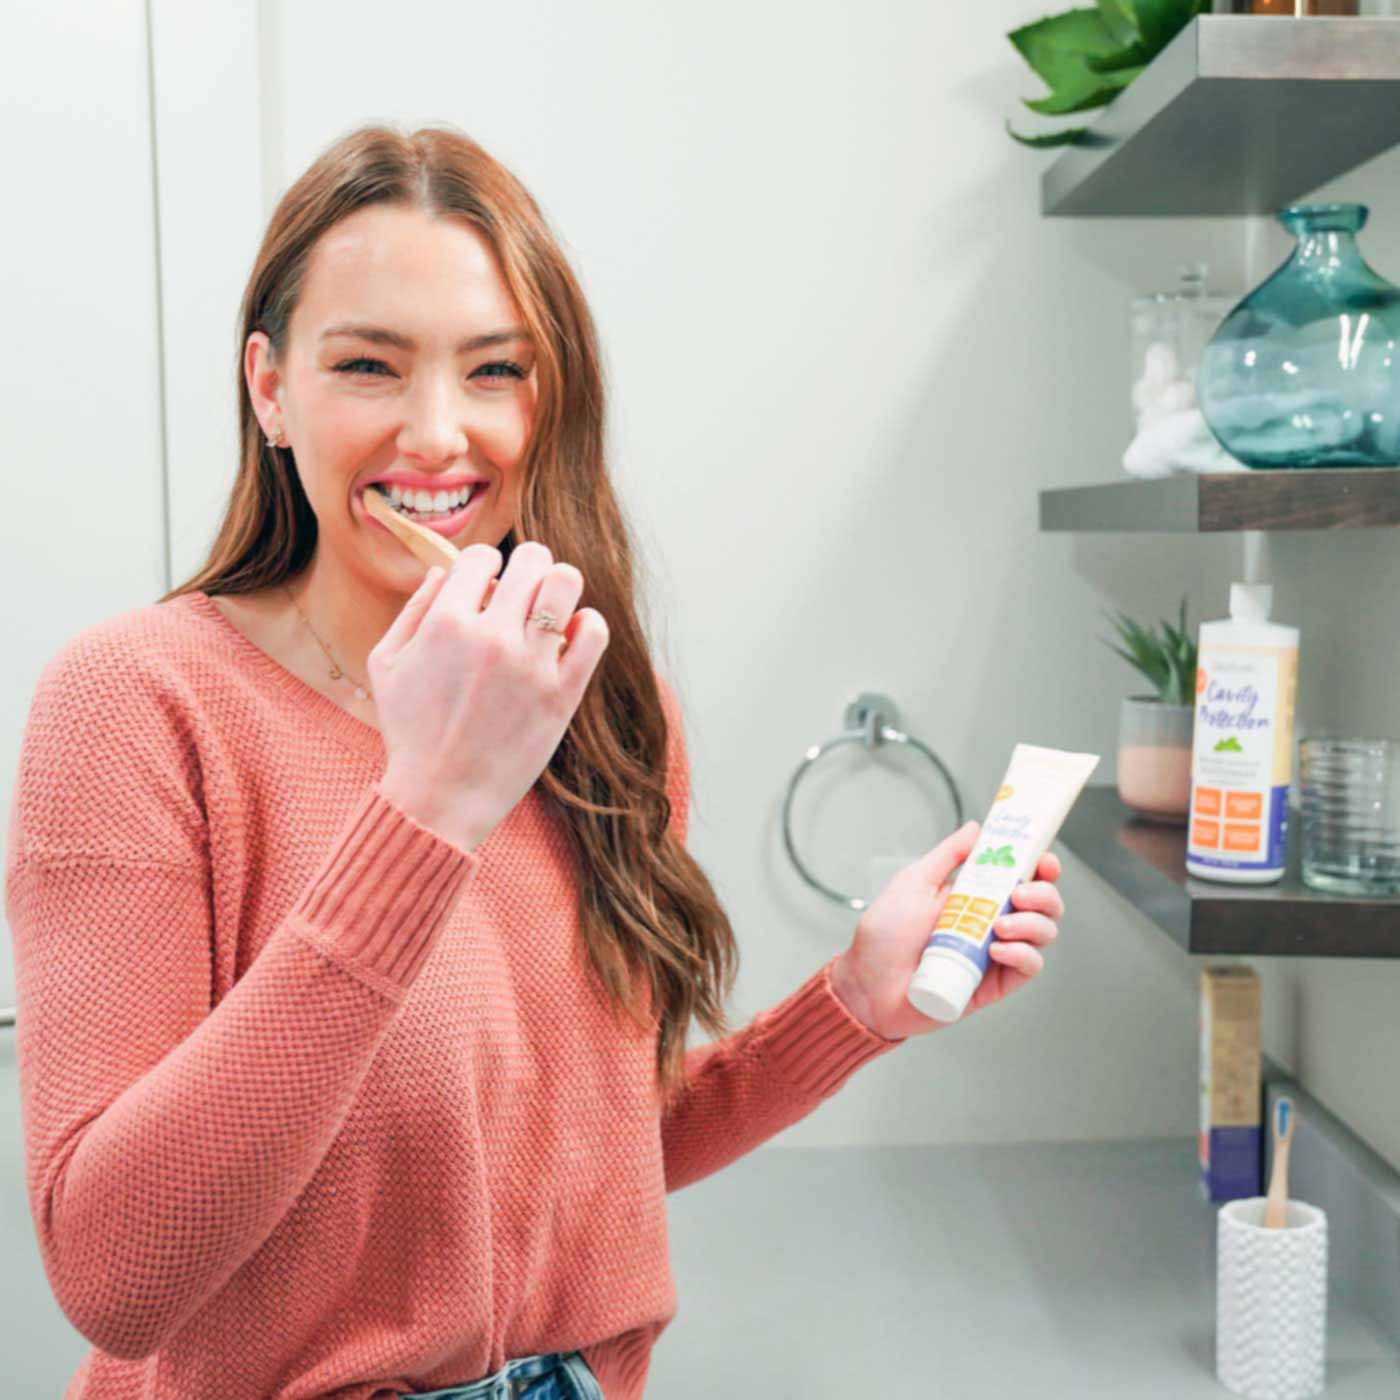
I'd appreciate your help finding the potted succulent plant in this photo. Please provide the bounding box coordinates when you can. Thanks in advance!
[1102,599,1197,825]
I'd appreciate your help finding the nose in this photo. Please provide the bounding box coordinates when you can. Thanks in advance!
[396,372,471,464]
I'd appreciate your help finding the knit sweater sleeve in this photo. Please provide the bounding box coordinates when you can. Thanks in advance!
[652,675,906,1195]
[4,625,479,1361]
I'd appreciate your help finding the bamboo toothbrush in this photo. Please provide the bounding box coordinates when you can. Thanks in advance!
[362,486,462,571]
[1264,1095,1295,1228]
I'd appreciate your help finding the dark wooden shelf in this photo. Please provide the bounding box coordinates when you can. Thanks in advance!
[1042,16,1400,217]
[1058,786,1400,957]
[1039,469,1400,532]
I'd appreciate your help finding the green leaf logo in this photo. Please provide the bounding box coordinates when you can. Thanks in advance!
[1214,736,1244,754]
[977,844,1017,868]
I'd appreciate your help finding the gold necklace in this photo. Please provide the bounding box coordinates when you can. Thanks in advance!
[283,582,372,703]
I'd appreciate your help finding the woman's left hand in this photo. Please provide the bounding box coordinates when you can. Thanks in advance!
[830,820,1065,1042]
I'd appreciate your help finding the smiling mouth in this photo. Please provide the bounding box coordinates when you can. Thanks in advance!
[362,481,484,524]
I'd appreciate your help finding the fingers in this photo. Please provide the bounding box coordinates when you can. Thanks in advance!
[526,561,584,653]
[555,608,609,698]
[473,542,595,664]
[437,542,503,616]
[1035,850,1062,883]
[1010,879,1064,920]
[487,539,555,621]
[369,564,450,670]
[915,820,981,890]
[994,910,1058,947]
[988,939,1045,976]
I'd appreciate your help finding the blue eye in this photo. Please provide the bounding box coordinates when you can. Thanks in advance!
[332,357,527,380]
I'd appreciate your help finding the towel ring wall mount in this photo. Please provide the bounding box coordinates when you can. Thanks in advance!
[781,691,964,913]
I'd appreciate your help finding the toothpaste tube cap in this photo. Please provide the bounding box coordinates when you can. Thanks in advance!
[907,949,981,1024]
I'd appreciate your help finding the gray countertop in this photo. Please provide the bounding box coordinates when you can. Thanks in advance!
[653,1137,1400,1397]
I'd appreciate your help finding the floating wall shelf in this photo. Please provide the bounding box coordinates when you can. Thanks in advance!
[1038,468,1400,532]
[1041,16,1400,218]
[1058,787,1400,958]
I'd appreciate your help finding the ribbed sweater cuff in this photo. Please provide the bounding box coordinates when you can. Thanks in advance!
[286,780,480,997]
[754,955,907,1101]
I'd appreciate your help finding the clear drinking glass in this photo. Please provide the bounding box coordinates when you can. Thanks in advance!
[1298,738,1400,895]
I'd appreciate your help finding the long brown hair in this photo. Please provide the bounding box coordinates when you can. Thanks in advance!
[158,122,738,1109]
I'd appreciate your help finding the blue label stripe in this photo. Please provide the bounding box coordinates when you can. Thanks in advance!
[923,894,1015,974]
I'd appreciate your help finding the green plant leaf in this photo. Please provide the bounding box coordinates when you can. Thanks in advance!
[1008,10,1122,92]
[1108,621,1155,676]
[1161,645,1186,706]
[1085,42,1152,74]
[1107,645,1168,695]
[1023,62,1141,115]
[1101,602,1202,704]
[1005,3,1190,146]
[1106,610,1168,681]
[1097,0,1141,46]
[1006,121,1090,148]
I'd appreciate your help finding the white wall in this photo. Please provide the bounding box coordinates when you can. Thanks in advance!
[0,3,170,1386]
[2,3,166,967]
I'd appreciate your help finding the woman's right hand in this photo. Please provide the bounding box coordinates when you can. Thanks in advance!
[369,540,610,852]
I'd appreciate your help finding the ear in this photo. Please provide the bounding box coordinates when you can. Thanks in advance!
[245,331,283,436]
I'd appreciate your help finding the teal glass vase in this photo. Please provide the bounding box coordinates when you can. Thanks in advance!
[1197,203,1400,469]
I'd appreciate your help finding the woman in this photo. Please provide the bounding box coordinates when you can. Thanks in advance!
[5,123,1066,1400]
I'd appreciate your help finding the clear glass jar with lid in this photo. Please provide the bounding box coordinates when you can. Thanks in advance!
[1129,263,1236,438]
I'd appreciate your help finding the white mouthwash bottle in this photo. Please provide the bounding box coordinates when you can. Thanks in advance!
[1186,583,1298,885]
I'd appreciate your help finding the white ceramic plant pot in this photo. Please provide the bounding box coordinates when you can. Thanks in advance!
[1117,695,1193,825]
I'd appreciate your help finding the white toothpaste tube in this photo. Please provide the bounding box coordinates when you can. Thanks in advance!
[907,743,1100,1024]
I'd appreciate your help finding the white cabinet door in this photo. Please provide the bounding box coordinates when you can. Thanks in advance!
[0,0,167,1389]
[0,3,259,1391]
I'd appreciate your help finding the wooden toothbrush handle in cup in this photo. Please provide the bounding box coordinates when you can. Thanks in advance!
[1264,1140,1291,1228]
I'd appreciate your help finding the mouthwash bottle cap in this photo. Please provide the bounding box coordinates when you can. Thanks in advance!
[1229,583,1272,623]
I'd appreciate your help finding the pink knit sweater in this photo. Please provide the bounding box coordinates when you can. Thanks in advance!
[5,589,905,1400]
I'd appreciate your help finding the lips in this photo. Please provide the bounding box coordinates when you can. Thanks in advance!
[357,482,486,538]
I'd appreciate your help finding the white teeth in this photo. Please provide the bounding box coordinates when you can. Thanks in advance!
[372,482,477,514]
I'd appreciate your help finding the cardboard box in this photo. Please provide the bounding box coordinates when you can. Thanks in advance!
[1199,965,1262,1202]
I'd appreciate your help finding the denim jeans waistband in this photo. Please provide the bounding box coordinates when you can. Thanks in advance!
[403,1349,590,1400]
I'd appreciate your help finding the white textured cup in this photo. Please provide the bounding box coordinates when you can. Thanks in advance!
[1217,1198,1327,1400]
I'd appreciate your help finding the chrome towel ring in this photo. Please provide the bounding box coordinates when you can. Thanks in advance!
[782,691,964,913]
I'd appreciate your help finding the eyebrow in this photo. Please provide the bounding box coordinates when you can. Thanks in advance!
[320,322,532,353]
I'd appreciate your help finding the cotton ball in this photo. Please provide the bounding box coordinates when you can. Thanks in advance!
[1157,379,1196,414]
[1141,341,1179,385]
[1133,372,1180,414]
